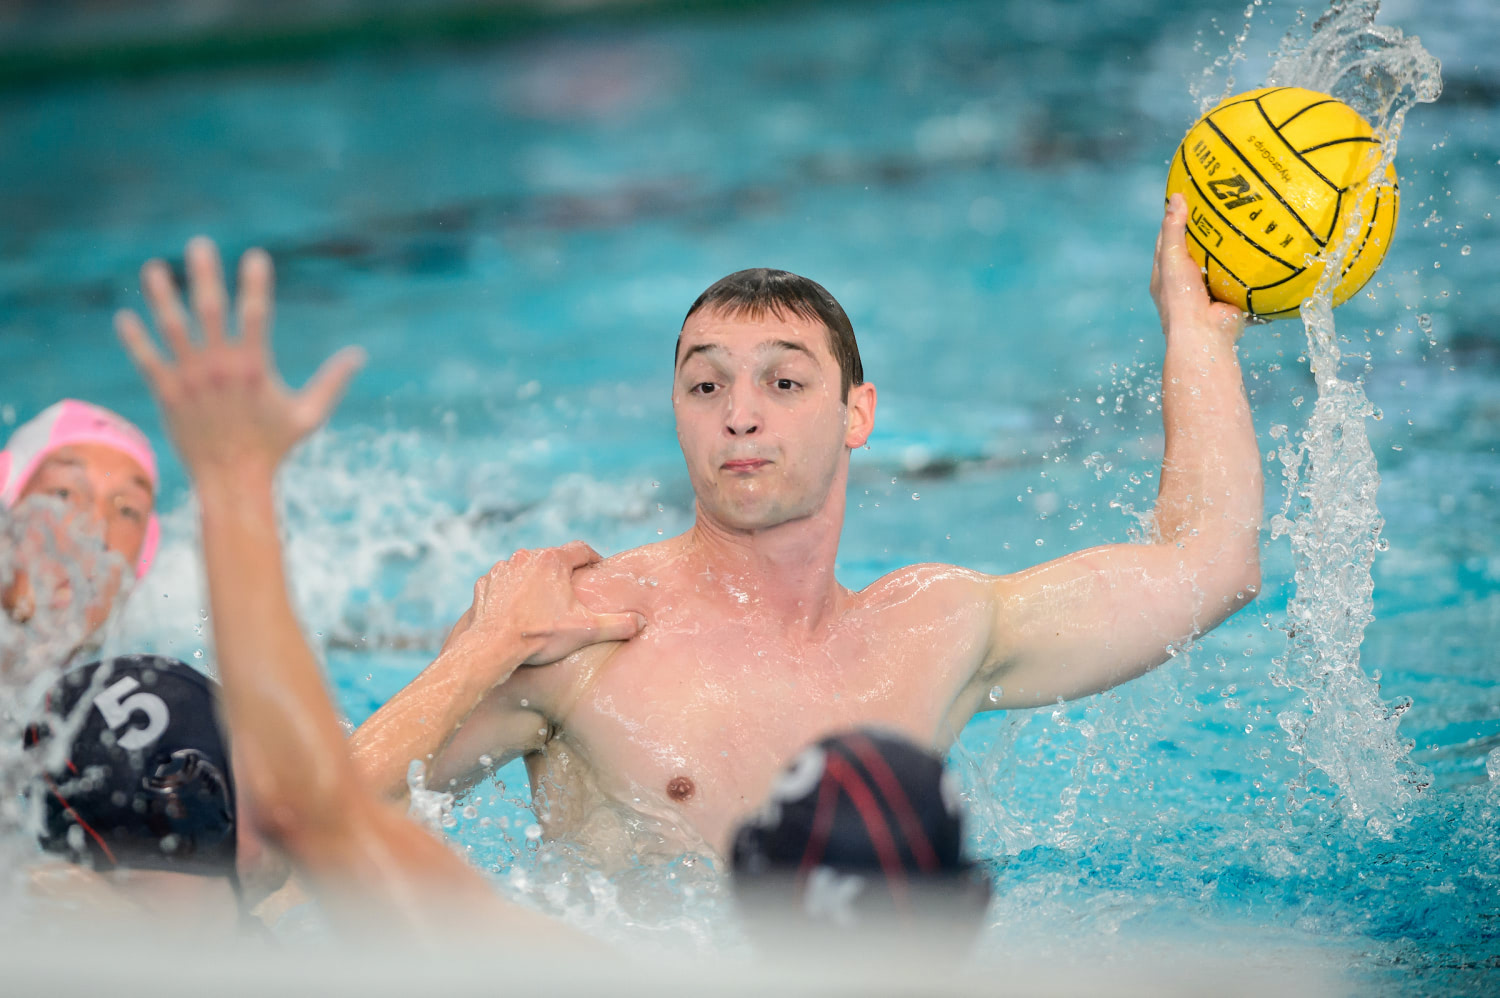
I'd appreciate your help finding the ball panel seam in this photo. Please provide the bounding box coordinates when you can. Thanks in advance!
[1179,140,1306,271]
[1202,117,1327,249]
[1272,96,1340,131]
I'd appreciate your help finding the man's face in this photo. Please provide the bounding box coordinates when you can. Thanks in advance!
[2,442,155,632]
[673,307,874,532]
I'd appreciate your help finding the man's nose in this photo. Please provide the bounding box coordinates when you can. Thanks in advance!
[724,387,760,436]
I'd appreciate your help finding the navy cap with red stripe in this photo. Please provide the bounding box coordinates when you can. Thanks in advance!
[730,728,991,937]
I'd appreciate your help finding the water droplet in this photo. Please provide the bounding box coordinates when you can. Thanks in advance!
[192,649,203,660]
[1460,245,1471,256]
[524,823,543,841]
[1035,538,1045,547]
[462,805,478,820]
[478,754,494,768]
[988,685,1004,702]
[911,492,920,501]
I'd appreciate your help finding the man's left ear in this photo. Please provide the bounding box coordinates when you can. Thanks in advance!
[845,382,877,449]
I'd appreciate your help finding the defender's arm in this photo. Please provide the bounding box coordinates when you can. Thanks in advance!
[975,194,1261,710]
[115,238,585,942]
[350,549,641,803]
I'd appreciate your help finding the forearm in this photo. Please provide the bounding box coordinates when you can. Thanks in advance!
[1153,320,1263,584]
[196,465,361,839]
[348,634,526,801]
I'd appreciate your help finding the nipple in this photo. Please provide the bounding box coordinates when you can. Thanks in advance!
[667,776,696,802]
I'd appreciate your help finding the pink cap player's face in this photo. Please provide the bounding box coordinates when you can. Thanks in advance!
[2,442,156,633]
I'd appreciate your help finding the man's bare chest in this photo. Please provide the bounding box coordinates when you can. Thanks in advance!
[543,607,979,851]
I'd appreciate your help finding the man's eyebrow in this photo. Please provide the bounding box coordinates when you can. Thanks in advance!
[128,475,153,496]
[677,342,724,369]
[763,339,819,362]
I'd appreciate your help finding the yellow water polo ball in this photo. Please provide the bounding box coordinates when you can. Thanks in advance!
[1164,86,1399,320]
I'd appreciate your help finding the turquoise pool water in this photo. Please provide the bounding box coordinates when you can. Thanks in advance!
[2,0,1496,991]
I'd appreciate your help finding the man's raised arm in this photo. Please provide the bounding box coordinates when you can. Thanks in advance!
[114,237,585,942]
[975,193,1263,710]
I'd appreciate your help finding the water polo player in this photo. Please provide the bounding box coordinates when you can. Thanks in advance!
[350,193,1262,865]
[24,655,245,930]
[1,400,160,672]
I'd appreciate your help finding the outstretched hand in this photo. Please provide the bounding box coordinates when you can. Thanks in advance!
[116,237,365,483]
[451,541,645,680]
[1150,193,1247,342]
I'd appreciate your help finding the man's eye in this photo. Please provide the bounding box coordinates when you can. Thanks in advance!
[50,488,72,501]
[774,378,800,391]
[691,382,718,396]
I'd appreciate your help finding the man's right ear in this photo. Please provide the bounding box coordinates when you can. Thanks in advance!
[845,382,877,449]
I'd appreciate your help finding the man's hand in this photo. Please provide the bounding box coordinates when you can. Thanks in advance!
[451,541,645,684]
[1151,193,1247,342]
[115,237,365,483]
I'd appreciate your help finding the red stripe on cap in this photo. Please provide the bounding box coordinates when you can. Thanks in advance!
[44,775,117,867]
[797,761,842,880]
[844,733,940,872]
[825,753,909,909]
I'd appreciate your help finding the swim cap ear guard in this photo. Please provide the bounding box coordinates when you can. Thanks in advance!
[730,729,992,950]
[24,656,237,879]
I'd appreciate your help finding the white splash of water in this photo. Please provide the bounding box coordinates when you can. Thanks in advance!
[0,498,138,924]
[1266,0,1441,831]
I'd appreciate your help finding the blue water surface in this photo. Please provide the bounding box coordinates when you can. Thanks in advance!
[1,0,1497,992]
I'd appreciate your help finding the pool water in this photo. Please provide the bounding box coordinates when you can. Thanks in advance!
[2,0,1497,991]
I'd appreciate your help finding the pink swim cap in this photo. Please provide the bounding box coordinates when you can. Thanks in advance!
[0,400,160,578]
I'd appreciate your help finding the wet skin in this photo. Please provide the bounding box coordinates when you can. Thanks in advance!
[362,200,1263,863]
[425,309,1003,857]
[3,443,153,636]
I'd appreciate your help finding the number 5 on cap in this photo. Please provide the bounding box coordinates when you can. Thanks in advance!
[93,677,170,751]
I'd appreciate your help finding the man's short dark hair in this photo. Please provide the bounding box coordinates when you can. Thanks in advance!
[678,269,865,402]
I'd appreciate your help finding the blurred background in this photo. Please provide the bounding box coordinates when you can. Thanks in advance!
[1,0,1497,992]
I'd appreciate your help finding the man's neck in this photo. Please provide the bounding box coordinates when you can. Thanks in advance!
[684,506,846,633]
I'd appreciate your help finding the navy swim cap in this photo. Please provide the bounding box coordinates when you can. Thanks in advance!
[730,729,991,936]
[25,656,237,878]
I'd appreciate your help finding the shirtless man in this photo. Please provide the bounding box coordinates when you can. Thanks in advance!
[350,192,1264,861]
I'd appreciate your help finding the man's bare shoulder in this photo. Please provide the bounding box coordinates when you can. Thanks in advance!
[570,534,690,610]
[851,561,994,610]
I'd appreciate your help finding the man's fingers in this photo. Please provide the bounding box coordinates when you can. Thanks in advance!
[294,346,365,432]
[114,310,170,390]
[590,611,646,644]
[561,540,604,569]
[187,237,229,346]
[238,248,274,355]
[141,259,194,359]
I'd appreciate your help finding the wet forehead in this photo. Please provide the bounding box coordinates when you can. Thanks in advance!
[677,307,835,368]
[27,444,153,495]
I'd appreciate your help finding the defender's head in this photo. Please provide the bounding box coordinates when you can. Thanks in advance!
[730,728,992,960]
[1,401,160,637]
[24,656,242,926]
[673,270,876,533]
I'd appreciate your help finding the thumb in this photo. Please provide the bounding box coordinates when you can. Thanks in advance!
[295,346,366,433]
[591,610,646,643]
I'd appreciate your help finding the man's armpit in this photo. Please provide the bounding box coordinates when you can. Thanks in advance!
[428,696,551,792]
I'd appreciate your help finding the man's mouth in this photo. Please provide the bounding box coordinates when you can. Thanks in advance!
[721,458,771,473]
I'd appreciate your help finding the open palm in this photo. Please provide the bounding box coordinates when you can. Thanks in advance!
[115,238,364,481]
